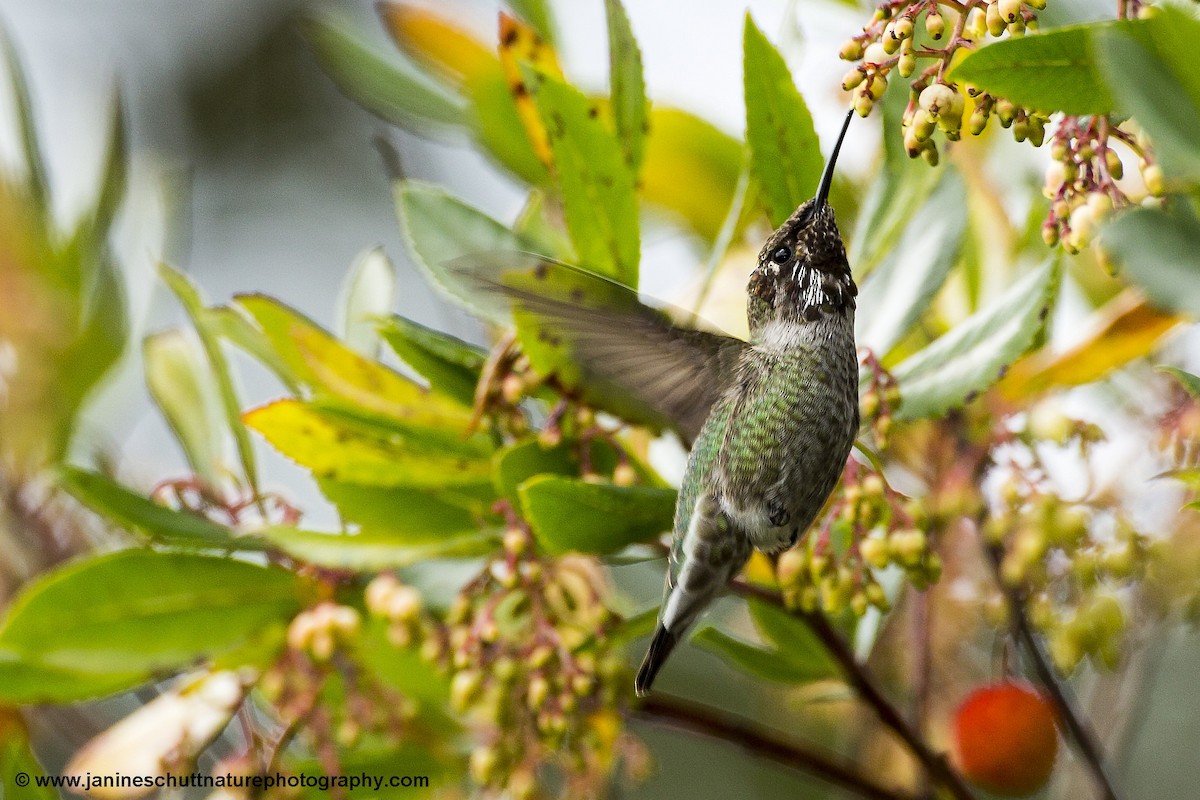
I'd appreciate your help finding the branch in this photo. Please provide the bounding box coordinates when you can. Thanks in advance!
[634,694,919,800]
[731,580,978,800]
[984,543,1124,800]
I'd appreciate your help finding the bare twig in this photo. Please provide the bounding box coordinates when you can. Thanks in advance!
[730,580,978,800]
[984,543,1123,800]
[913,587,934,800]
[635,694,920,800]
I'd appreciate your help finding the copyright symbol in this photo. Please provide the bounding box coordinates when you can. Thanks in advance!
[14,771,29,786]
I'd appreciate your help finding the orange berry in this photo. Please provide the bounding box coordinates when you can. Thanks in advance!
[952,682,1059,796]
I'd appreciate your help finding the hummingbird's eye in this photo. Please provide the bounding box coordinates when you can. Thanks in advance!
[771,245,792,264]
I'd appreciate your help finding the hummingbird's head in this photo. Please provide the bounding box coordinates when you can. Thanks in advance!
[746,110,857,335]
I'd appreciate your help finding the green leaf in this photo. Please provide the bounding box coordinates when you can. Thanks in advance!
[245,400,492,489]
[514,188,577,259]
[56,254,128,457]
[1100,206,1200,316]
[302,14,467,130]
[747,599,839,680]
[742,14,823,226]
[379,316,484,407]
[1094,20,1200,183]
[0,722,56,800]
[0,550,298,702]
[1131,7,1200,120]
[256,525,496,569]
[397,180,536,324]
[159,264,260,493]
[144,330,226,486]
[612,606,659,644]
[605,0,648,173]
[694,616,836,685]
[359,618,454,709]
[235,293,473,430]
[59,467,261,550]
[319,480,496,541]
[287,739,450,800]
[1,28,49,223]
[203,304,288,377]
[493,439,621,502]
[518,475,674,555]
[508,0,556,45]
[336,246,396,357]
[86,89,128,247]
[857,168,968,357]
[1159,366,1200,399]
[892,258,1059,419]
[525,68,641,286]
[948,22,1117,115]
[467,69,550,185]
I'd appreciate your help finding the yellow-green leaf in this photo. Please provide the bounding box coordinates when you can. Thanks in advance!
[235,293,472,430]
[641,108,745,242]
[605,0,648,172]
[244,400,492,488]
[1000,292,1182,398]
[525,67,641,287]
[256,525,496,569]
[143,330,226,486]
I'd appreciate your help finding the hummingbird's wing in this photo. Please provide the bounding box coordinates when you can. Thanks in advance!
[450,254,748,443]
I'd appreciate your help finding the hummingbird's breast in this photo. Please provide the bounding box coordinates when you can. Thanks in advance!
[709,312,859,552]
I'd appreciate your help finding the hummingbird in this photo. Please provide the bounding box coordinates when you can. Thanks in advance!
[634,110,859,694]
[465,109,859,696]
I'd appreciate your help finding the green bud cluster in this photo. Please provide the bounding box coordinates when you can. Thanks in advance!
[957,90,1051,148]
[860,350,901,451]
[839,0,1049,157]
[391,526,639,799]
[776,466,938,615]
[986,485,1150,674]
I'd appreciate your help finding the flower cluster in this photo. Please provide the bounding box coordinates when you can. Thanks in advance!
[263,604,420,771]
[369,522,644,799]
[1040,116,1161,251]
[982,410,1152,673]
[776,461,936,616]
[839,0,1050,166]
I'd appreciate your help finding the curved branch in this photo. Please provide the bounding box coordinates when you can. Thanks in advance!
[730,580,977,800]
[634,694,919,800]
[984,543,1123,800]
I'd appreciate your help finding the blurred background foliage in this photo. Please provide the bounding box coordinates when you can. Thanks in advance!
[0,0,1199,799]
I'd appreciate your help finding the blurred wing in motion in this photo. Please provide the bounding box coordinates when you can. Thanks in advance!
[448,253,747,442]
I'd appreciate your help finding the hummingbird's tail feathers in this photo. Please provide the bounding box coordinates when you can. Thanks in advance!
[635,624,679,697]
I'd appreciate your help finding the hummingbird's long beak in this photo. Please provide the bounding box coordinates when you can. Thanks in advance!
[815,109,854,209]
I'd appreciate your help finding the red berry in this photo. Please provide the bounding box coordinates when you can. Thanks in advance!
[952,682,1059,797]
